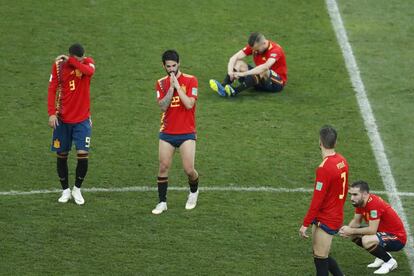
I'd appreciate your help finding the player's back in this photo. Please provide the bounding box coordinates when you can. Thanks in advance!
[317,153,349,228]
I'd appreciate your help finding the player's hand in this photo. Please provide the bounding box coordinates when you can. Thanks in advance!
[339,225,352,237]
[55,55,68,62]
[299,225,309,239]
[170,73,180,90]
[48,115,59,129]
[227,72,235,81]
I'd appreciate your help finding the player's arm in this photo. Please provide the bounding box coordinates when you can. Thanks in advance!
[237,58,276,77]
[67,56,95,76]
[348,214,363,228]
[172,74,196,110]
[341,219,380,236]
[227,50,247,78]
[301,168,329,226]
[47,62,59,128]
[157,79,174,112]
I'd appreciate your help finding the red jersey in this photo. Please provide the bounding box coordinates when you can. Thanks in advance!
[356,194,407,244]
[156,73,198,134]
[48,56,95,123]
[303,153,349,230]
[242,40,287,84]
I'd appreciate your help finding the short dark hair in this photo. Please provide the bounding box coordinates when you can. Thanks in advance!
[69,43,84,57]
[162,50,179,64]
[351,180,370,193]
[319,125,337,149]
[248,32,264,47]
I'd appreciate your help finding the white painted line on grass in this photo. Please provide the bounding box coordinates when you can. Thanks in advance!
[326,0,414,272]
[1,185,414,197]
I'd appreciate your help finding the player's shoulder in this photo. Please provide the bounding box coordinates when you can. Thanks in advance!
[157,75,168,83]
[182,73,198,83]
[84,57,95,64]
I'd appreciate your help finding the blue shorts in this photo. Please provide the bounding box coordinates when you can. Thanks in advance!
[159,132,196,148]
[377,232,405,252]
[312,219,339,235]
[51,118,92,153]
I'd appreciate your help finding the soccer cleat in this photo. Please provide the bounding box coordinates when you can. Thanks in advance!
[152,202,167,214]
[71,186,85,205]
[209,79,227,97]
[224,84,236,97]
[367,257,385,268]
[58,188,71,203]
[374,258,397,274]
[185,190,199,210]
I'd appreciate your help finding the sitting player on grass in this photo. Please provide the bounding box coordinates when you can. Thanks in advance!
[209,32,287,97]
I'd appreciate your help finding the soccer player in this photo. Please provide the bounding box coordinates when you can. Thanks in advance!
[299,125,349,276]
[209,32,287,97]
[47,43,95,205]
[339,181,406,274]
[152,50,199,215]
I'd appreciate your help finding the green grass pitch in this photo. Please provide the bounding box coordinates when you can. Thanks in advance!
[0,0,412,275]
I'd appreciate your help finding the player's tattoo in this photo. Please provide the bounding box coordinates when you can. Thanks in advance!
[159,87,174,110]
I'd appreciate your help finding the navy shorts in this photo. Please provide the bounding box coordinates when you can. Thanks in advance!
[312,219,339,235]
[377,232,405,252]
[248,65,284,92]
[51,118,92,153]
[159,132,196,148]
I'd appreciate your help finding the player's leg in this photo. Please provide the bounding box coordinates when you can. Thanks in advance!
[362,233,398,273]
[225,62,260,96]
[312,224,343,276]
[179,139,199,210]
[51,121,72,203]
[255,70,284,93]
[152,138,175,214]
[71,118,92,205]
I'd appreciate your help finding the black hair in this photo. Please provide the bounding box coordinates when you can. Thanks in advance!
[248,32,264,47]
[319,125,337,149]
[351,180,370,193]
[162,50,179,64]
[69,43,84,57]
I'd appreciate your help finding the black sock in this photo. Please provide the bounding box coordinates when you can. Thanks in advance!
[327,257,343,276]
[157,176,168,202]
[314,257,329,276]
[368,245,391,262]
[75,153,88,188]
[57,153,68,190]
[189,177,199,193]
[222,74,233,86]
[352,237,363,248]
[234,75,260,94]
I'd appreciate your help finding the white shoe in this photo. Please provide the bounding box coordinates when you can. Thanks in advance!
[185,190,199,210]
[152,202,167,214]
[374,258,397,274]
[58,188,71,203]
[368,257,385,268]
[71,187,85,205]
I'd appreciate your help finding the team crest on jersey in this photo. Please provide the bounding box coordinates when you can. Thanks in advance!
[192,87,198,96]
[370,210,378,219]
[53,139,61,149]
[316,182,323,191]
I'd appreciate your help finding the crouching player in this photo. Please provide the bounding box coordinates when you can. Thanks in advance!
[339,181,406,274]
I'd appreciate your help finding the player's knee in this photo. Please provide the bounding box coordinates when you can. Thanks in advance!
[159,161,170,174]
[57,152,68,159]
[234,60,248,72]
[361,235,377,249]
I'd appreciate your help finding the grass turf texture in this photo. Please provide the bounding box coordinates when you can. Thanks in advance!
[0,0,412,274]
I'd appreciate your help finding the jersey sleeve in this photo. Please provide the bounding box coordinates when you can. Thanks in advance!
[67,56,95,76]
[242,44,253,56]
[302,167,330,227]
[156,79,166,102]
[267,47,279,61]
[47,62,58,116]
[187,77,198,100]
[366,198,384,221]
